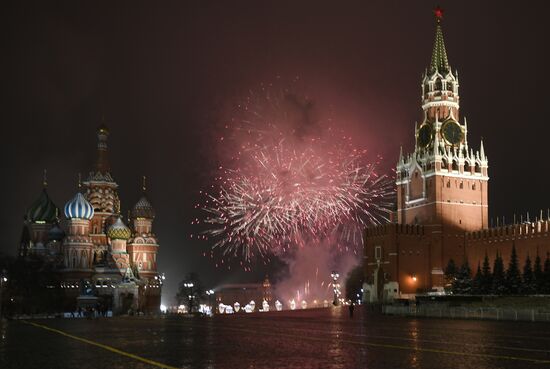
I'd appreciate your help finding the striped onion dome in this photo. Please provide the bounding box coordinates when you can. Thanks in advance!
[107,217,131,240]
[64,192,94,220]
[131,195,155,219]
[26,189,59,223]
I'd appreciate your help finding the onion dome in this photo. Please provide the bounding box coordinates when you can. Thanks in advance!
[64,192,94,220]
[26,189,59,223]
[131,196,155,219]
[48,223,65,241]
[107,217,131,240]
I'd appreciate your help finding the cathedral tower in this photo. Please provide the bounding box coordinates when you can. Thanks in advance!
[20,172,59,256]
[62,191,94,273]
[395,10,489,232]
[127,176,159,280]
[83,124,121,255]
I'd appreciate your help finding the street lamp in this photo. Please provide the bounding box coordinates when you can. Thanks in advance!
[331,271,341,306]
[183,282,195,313]
[205,289,214,314]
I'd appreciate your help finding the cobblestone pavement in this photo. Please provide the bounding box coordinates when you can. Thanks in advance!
[2,307,550,369]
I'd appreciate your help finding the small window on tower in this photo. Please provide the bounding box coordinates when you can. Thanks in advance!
[375,246,382,261]
[447,181,451,188]
[472,184,476,190]
[460,182,464,189]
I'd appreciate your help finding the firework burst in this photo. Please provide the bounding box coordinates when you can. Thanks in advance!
[194,83,394,261]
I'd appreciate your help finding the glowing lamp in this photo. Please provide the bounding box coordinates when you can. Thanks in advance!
[290,299,296,310]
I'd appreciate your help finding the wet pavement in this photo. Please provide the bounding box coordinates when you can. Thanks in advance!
[1,307,550,369]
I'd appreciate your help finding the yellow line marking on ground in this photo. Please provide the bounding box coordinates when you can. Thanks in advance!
[24,319,550,365]
[22,321,178,369]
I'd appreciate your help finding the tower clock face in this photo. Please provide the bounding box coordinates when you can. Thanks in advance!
[442,120,463,145]
[417,124,432,147]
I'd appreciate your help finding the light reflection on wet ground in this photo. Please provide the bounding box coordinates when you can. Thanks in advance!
[1,307,550,369]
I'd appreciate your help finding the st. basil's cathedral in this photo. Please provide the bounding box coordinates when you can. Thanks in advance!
[19,125,162,313]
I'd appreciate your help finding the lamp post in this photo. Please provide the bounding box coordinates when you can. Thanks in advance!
[331,271,340,306]
[183,282,194,313]
[205,289,214,314]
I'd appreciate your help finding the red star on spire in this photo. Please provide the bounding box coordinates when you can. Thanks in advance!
[434,6,444,21]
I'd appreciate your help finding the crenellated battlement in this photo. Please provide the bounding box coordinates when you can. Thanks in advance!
[466,220,550,241]
[366,223,425,237]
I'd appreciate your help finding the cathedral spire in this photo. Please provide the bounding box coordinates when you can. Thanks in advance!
[429,7,450,75]
[95,119,110,174]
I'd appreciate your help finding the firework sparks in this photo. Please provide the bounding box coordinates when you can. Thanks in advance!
[195,83,394,261]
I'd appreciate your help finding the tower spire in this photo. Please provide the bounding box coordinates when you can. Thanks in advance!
[42,169,48,188]
[142,175,147,192]
[429,7,450,75]
[95,118,110,174]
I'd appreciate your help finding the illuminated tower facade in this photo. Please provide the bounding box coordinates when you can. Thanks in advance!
[83,124,121,254]
[364,9,490,301]
[127,177,159,280]
[127,178,162,310]
[395,11,488,232]
[62,192,95,273]
[107,217,132,274]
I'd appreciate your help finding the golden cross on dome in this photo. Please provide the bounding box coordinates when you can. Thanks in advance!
[142,175,147,192]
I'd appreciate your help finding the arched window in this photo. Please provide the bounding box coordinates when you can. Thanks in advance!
[464,161,470,173]
[441,158,448,170]
[459,182,464,189]
[475,162,481,173]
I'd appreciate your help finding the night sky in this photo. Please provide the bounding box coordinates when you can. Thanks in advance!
[3,1,550,303]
